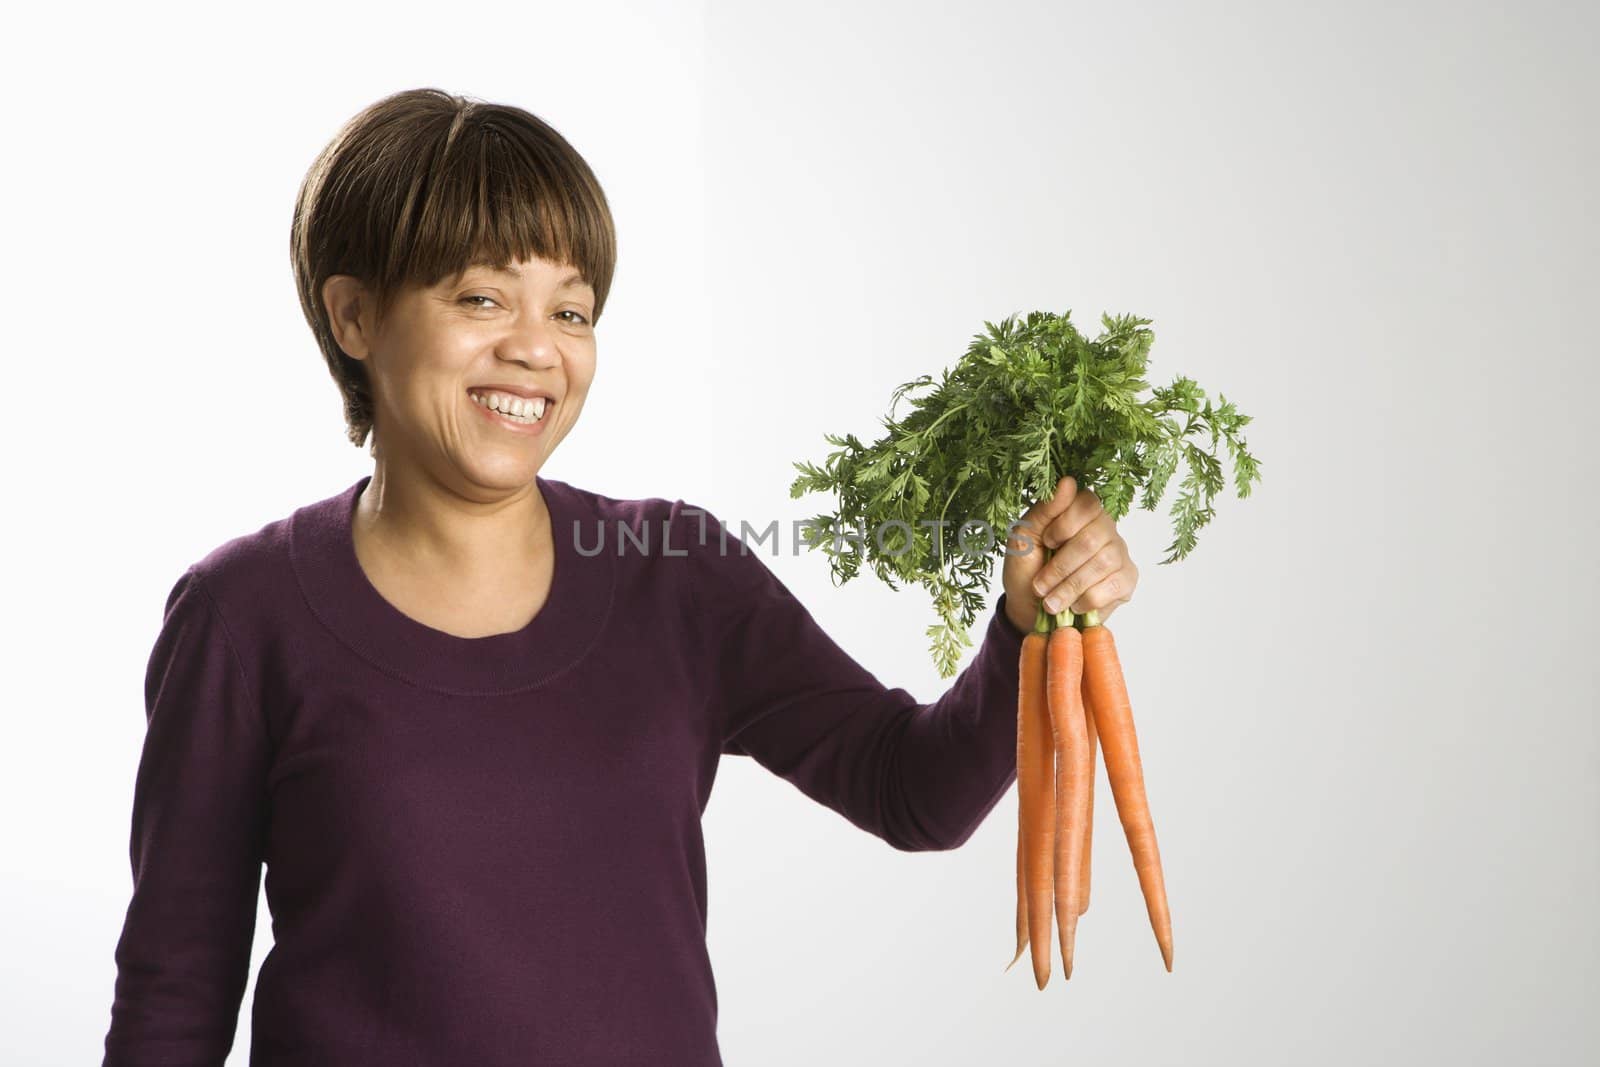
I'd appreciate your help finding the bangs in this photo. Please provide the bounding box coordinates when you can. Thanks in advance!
[371,115,612,316]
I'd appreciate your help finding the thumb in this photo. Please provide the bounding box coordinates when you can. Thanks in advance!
[1012,476,1078,559]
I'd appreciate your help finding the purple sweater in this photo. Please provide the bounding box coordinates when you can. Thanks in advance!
[103,473,1027,1066]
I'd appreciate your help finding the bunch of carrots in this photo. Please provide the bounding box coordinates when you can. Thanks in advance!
[785,309,1259,985]
[1008,592,1173,987]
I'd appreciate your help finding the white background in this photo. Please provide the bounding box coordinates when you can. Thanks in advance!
[2,1,1595,1064]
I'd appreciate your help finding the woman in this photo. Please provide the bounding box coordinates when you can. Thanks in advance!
[101,87,1138,1066]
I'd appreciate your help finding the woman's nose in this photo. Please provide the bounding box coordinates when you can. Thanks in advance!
[497,318,564,368]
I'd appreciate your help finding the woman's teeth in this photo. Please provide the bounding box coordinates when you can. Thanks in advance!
[469,389,548,423]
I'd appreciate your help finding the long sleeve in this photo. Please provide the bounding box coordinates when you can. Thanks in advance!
[103,567,271,1067]
[685,504,1028,852]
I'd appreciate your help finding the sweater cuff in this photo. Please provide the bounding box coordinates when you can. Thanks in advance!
[992,591,1031,644]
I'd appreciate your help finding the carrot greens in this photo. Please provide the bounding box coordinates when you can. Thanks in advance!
[789,309,1263,677]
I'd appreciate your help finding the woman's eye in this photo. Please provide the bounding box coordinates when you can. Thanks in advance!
[458,297,587,324]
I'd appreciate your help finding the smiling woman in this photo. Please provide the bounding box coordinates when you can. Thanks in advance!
[101,86,1038,1067]
[288,88,616,455]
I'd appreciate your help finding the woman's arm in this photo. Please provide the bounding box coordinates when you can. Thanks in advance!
[102,568,270,1067]
[685,504,1026,852]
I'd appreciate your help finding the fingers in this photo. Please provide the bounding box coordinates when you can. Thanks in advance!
[1025,476,1079,536]
[1032,512,1117,596]
[1064,567,1135,617]
[1035,535,1128,614]
[1039,488,1103,550]
[1022,481,1136,617]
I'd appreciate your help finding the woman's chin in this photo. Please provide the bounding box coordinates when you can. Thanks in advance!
[456,441,554,487]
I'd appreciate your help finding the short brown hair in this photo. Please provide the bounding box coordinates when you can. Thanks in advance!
[290,87,617,449]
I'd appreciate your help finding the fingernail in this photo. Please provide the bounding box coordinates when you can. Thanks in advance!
[1044,596,1061,613]
[1033,581,1047,596]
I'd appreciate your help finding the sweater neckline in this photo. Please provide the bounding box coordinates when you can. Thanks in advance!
[289,473,615,695]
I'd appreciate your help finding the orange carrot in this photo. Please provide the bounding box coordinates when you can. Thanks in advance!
[1047,611,1090,979]
[1013,607,1054,989]
[1080,611,1174,971]
[1078,676,1098,917]
[1006,616,1030,975]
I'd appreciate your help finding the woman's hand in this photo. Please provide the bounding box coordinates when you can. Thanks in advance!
[1002,475,1139,634]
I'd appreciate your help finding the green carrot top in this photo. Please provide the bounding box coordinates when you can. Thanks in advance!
[790,309,1262,677]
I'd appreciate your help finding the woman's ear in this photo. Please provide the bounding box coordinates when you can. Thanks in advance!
[322,274,374,362]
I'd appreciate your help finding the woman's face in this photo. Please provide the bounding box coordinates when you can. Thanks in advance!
[333,254,597,492]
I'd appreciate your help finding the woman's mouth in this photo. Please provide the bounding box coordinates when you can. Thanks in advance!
[467,388,554,434]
